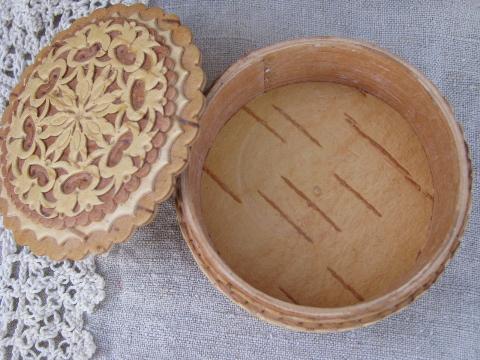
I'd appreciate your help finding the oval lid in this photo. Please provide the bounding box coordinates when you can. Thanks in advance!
[0,4,205,259]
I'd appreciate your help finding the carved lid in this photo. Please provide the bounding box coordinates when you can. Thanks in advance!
[0,4,205,259]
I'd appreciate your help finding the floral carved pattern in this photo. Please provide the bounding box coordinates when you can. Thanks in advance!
[1,18,178,228]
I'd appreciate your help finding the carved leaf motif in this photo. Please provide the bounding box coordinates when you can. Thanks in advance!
[46,129,71,162]
[82,117,114,147]
[123,131,152,158]
[69,126,87,162]
[89,66,117,100]
[77,189,103,210]
[64,33,88,50]
[37,112,71,128]
[11,163,35,196]
[142,59,167,90]
[6,140,31,163]
[9,105,33,138]
[101,156,137,190]
[12,157,56,211]
[116,22,137,43]
[87,22,111,51]
[49,86,77,112]
[91,94,122,114]
[130,33,159,53]
[36,56,67,82]
[23,186,44,212]
[76,66,94,107]
[38,123,70,139]
[54,191,77,217]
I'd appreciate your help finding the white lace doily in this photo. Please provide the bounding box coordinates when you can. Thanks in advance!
[0,223,104,360]
[0,1,148,359]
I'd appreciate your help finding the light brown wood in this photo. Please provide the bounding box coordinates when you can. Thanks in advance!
[177,38,471,331]
[201,81,434,307]
[0,4,205,260]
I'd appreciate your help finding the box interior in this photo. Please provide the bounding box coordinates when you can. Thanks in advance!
[187,39,462,308]
[201,81,434,306]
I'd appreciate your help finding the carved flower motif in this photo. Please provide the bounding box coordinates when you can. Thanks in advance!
[3,18,176,226]
[6,103,38,162]
[122,59,169,121]
[108,21,159,72]
[64,21,112,67]
[37,64,121,163]
[10,155,56,214]
[20,54,71,109]
[52,165,107,217]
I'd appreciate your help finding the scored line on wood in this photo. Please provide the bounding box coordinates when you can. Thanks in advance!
[257,190,314,243]
[404,175,434,201]
[344,112,411,176]
[69,227,88,240]
[344,112,433,201]
[334,173,382,218]
[243,106,286,143]
[178,118,200,128]
[136,205,154,214]
[278,286,300,305]
[272,104,323,149]
[203,166,243,204]
[281,175,342,232]
[327,266,365,302]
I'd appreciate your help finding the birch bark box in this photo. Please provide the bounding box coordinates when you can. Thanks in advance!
[0,4,472,331]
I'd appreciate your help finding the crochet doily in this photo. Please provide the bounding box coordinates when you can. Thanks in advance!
[0,1,148,359]
[0,223,104,360]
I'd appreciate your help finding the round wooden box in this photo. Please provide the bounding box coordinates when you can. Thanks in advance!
[176,38,471,331]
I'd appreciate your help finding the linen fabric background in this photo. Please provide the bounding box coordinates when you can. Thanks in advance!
[46,0,480,359]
